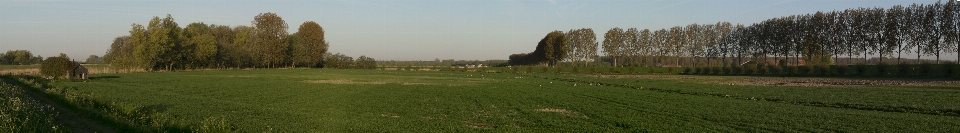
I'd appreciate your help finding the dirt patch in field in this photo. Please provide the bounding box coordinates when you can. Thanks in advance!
[591,75,960,87]
[536,108,589,118]
[379,113,400,118]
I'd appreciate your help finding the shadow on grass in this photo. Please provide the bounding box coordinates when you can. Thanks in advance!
[89,76,120,80]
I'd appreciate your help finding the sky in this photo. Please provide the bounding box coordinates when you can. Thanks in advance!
[1,0,954,61]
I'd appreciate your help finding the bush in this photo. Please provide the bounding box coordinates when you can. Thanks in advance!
[628,67,637,74]
[723,66,733,75]
[854,63,868,76]
[733,65,745,75]
[919,63,932,76]
[876,62,889,76]
[608,67,616,73]
[944,64,958,78]
[834,65,848,76]
[897,63,910,76]
[526,66,534,73]
[572,67,580,73]
[817,65,830,76]
[744,65,757,75]
[40,57,71,79]
[699,67,710,74]
[767,66,783,75]
[542,67,549,73]
[785,66,799,76]
[684,67,693,74]
[799,65,814,75]
[758,65,770,75]
[589,67,597,73]
[713,66,723,75]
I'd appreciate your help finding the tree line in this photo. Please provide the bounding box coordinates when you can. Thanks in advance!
[102,13,346,71]
[511,0,959,67]
[0,50,43,65]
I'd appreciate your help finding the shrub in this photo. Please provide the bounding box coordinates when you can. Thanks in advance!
[758,65,769,75]
[800,65,815,75]
[723,66,733,75]
[699,67,710,74]
[526,66,534,73]
[897,63,910,76]
[667,67,675,74]
[944,63,958,78]
[834,65,848,76]
[919,63,932,76]
[744,65,757,75]
[854,63,868,76]
[572,67,580,73]
[785,66,799,76]
[628,67,637,74]
[609,67,616,73]
[713,66,723,75]
[542,67,549,73]
[769,66,782,75]
[40,57,71,79]
[733,65,746,74]
[589,67,597,73]
[684,67,693,74]
[817,65,830,76]
[876,62,889,76]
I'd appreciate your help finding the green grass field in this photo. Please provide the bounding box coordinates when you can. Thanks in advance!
[46,69,960,132]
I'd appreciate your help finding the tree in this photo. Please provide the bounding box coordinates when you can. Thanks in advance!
[602,27,625,67]
[210,24,235,68]
[356,55,377,69]
[543,31,565,66]
[40,57,71,79]
[85,55,103,64]
[294,21,328,67]
[182,22,218,69]
[941,1,959,64]
[253,12,289,68]
[1,50,35,65]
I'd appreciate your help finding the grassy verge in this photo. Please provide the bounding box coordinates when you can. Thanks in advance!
[1,75,232,132]
[0,75,63,133]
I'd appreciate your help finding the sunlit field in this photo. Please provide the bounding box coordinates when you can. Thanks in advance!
[40,69,960,132]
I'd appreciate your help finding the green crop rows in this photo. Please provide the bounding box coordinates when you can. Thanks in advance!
[40,69,960,132]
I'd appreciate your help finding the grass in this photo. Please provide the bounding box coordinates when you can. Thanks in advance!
[37,69,960,132]
[0,75,63,133]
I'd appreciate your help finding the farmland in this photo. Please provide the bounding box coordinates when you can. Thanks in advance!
[6,68,952,132]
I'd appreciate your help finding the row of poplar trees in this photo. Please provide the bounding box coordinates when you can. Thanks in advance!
[512,0,959,67]
[103,13,329,71]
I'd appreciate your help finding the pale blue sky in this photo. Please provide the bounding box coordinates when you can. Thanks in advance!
[0,0,949,61]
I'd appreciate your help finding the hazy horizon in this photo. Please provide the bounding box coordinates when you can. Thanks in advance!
[2,0,956,61]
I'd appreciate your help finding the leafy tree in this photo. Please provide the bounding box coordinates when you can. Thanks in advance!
[252,12,289,68]
[293,21,328,67]
[1,50,35,65]
[182,22,218,69]
[84,55,103,64]
[602,27,625,67]
[543,31,565,66]
[356,55,377,69]
[40,57,71,78]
